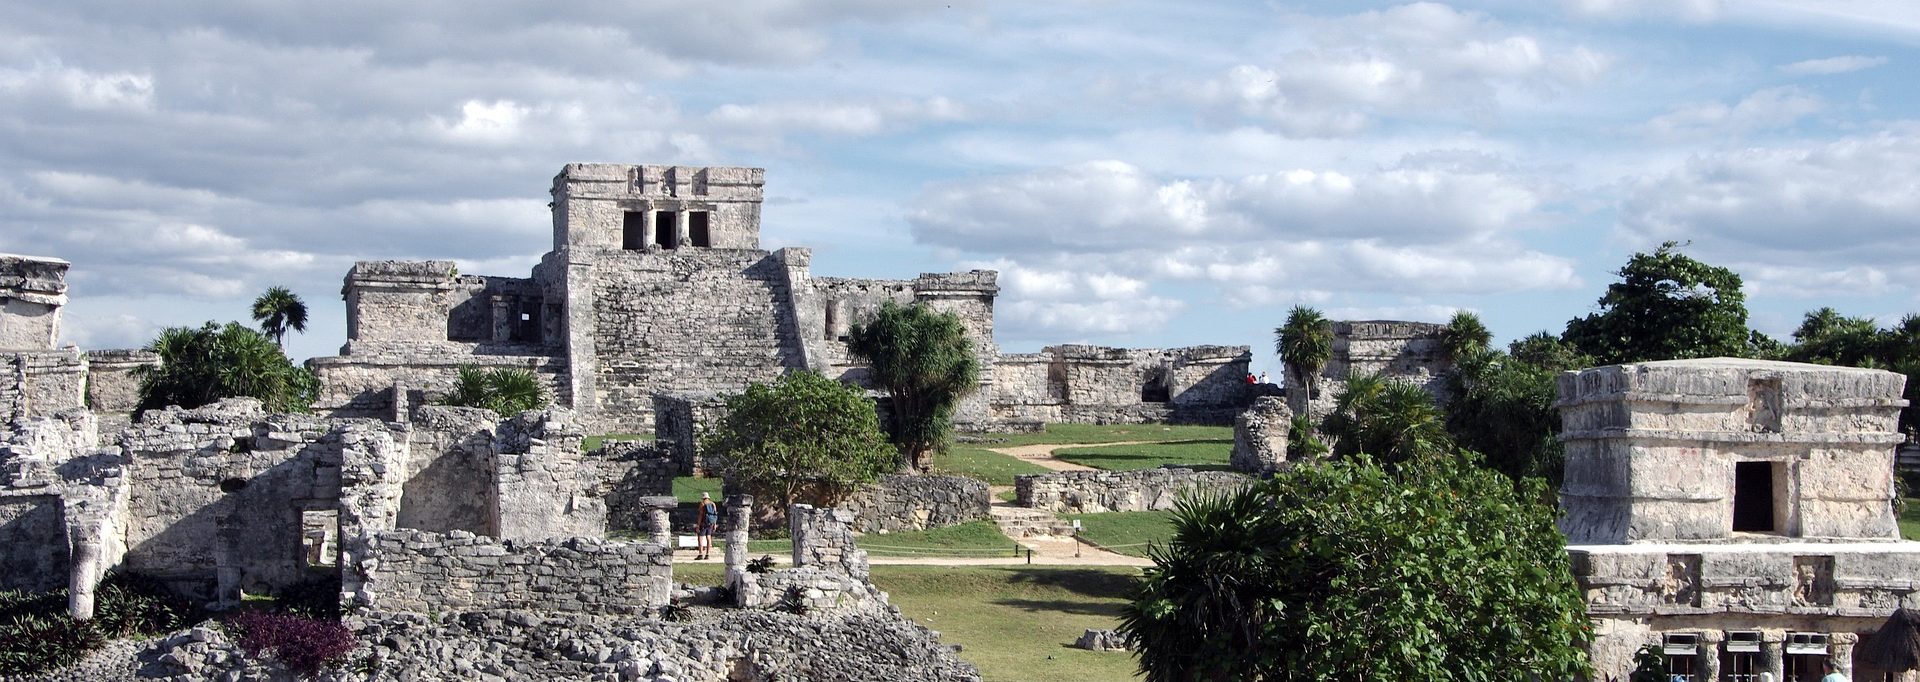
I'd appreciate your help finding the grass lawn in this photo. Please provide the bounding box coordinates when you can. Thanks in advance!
[935,446,1053,486]
[1067,511,1174,558]
[1902,498,1920,540]
[672,476,723,504]
[582,432,654,451]
[858,520,1022,558]
[986,423,1232,447]
[1051,439,1233,471]
[874,566,1145,682]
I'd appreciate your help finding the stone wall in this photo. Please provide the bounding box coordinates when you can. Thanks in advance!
[1230,396,1291,474]
[789,504,870,581]
[596,440,678,534]
[0,492,68,591]
[398,406,497,535]
[81,349,158,434]
[310,351,568,421]
[838,474,989,534]
[1321,320,1451,404]
[117,400,348,600]
[1,349,87,427]
[1015,468,1252,514]
[358,529,671,615]
[987,344,1253,427]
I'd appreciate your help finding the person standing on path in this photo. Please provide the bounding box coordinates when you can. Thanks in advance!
[695,492,719,560]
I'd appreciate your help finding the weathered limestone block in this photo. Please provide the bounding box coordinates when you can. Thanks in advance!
[1015,468,1252,514]
[358,529,671,615]
[0,254,68,350]
[398,406,498,534]
[1230,396,1291,474]
[790,504,869,581]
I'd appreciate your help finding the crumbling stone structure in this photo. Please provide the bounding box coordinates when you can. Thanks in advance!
[1559,358,1920,681]
[1015,467,1251,514]
[1230,396,1292,474]
[313,164,1253,434]
[0,255,87,428]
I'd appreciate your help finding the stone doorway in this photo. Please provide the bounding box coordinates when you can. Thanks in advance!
[1733,461,1775,532]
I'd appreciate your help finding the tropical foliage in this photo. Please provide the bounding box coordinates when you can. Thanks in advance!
[1562,241,1757,364]
[1120,456,1590,681]
[136,322,316,414]
[846,301,981,471]
[1781,309,1920,438]
[438,365,550,417]
[700,370,897,511]
[1273,305,1332,413]
[250,286,308,349]
[1439,310,1492,361]
[1320,373,1452,466]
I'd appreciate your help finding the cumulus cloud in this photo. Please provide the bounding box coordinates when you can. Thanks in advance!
[1778,55,1888,76]
[705,97,967,137]
[1195,3,1611,135]
[1562,0,1722,22]
[1618,125,1920,298]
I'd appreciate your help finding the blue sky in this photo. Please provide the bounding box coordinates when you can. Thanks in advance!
[1,1,1917,376]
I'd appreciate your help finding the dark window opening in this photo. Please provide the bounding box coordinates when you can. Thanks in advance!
[689,211,711,247]
[622,211,647,250]
[1785,654,1828,682]
[1733,461,1775,532]
[654,211,677,249]
[1141,370,1171,403]
[219,478,248,493]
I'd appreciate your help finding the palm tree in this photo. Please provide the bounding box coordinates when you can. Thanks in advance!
[1274,305,1333,416]
[440,365,550,417]
[1440,310,1492,362]
[1322,373,1452,466]
[251,286,308,349]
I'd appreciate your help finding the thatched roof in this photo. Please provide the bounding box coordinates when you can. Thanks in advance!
[1861,609,1920,672]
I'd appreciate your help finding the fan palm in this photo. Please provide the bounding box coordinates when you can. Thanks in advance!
[251,286,308,349]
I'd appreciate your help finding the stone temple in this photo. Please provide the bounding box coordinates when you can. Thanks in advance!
[312,163,1255,435]
[1559,358,1920,681]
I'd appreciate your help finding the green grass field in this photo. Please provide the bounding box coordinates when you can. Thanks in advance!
[872,566,1145,682]
[857,520,1021,558]
[991,423,1232,446]
[934,446,1053,486]
[1068,511,1174,558]
[1902,498,1920,540]
[1051,439,1233,471]
[672,476,723,504]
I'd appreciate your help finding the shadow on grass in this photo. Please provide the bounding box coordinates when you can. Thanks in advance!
[992,597,1130,617]
[1004,568,1144,600]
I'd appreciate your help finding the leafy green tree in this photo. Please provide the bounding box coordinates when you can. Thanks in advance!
[1444,348,1566,485]
[846,301,980,471]
[700,371,898,511]
[1439,310,1491,362]
[1321,374,1452,466]
[1285,413,1328,461]
[1120,456,1591,681]
[1274,306,1333,414]
[1562,242,1755,364]
[136,322,316,414]
[1509,330,1594,370]
[438,365,550,417]
[250,286,308,350]
[1786,307,1885,367]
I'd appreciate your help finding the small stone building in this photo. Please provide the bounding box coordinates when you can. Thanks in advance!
[0,254,86,426]
[1558,358,1920,681]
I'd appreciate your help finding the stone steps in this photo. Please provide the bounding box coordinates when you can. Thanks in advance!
[989,505,1075,539]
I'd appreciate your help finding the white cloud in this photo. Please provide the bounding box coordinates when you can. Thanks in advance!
[439,99,531,142]
[706,97,967,137]
[1618,125,1920,277]
[1778,55,1889,76]
[0,61,153,111]
[1562,0,1722,22]
[1642,87,1825,137]
[1196,3,1612,135]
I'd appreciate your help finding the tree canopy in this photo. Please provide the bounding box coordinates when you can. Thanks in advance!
[1562,242,1756,364]
[1781,310,1920,438]
[437,365,550,417]
[1439,310,1492,362]
[1320,373,1452,466]
[846,301,980,471]
[700,371,898,512]
[1120,456,1591,681]
[250,286,308,350]
[136,322,316,414]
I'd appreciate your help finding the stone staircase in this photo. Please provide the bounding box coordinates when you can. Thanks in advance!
[990,504,1076,539]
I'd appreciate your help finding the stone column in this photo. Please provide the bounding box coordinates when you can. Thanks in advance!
[724,495,755,607]
[642,209,657,248]
[639,495,677,547]
[213,515,243,610]
[490,296,514,342]
[67,539,98,620]
[1762,630,1786,681]
[1831,632,1858,678]
[725,495,752,569]
[1697,630,1723,681]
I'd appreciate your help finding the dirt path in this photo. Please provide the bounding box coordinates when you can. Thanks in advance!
[985,440,1158,472]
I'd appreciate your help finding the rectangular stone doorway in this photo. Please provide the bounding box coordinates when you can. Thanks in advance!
[1733,461,1775,532]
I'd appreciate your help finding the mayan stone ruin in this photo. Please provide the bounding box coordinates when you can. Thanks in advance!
[311,164,1257,437]
[1559,358,1920,681]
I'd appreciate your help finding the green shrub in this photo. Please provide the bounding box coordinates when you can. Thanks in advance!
[0,572,195,676]
[439,365,550,417]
